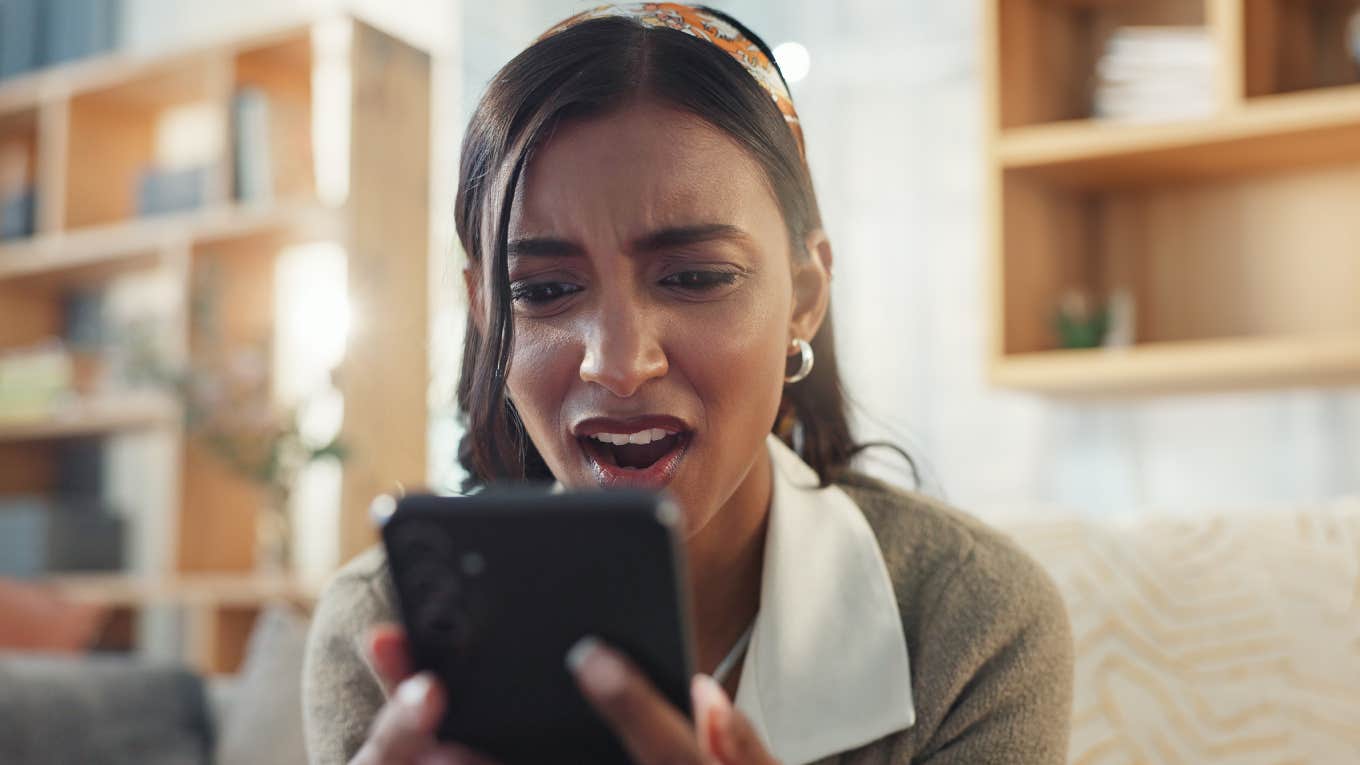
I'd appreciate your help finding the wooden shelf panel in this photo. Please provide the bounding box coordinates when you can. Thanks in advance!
[45,572,323,608]
[0,19,318,116]
[44,572,323,675]
[0,392,179,442]
[998,85,1360,186]
[0,201,340,283]
[991,334,1360,395]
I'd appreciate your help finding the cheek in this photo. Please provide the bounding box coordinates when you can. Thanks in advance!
[671,287,789,432]
[505,323,578,459]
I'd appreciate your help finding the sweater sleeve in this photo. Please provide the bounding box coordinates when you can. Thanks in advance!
[911,541,1074,765]
[302,552,395,765]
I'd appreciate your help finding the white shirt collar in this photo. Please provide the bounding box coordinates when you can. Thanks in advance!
[733,434,916,764]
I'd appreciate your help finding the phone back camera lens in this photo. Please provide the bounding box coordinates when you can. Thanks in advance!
[460,551,485,576]
[393,522,452,559]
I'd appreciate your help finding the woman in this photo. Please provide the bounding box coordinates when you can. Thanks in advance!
[303,4,1073,764]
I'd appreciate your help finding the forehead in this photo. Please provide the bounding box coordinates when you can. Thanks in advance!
[512,100,780,239]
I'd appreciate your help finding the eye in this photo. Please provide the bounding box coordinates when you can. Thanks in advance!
[659,270,740,291]
[510,282,583,305]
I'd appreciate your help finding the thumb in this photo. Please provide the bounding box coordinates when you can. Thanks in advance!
[692,674,776,764]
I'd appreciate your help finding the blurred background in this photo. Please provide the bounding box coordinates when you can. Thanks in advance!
[1,1,1359,763]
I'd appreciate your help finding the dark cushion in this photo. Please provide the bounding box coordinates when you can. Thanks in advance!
[0,653,213,765]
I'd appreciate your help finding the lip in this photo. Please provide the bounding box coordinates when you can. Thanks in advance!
[571,414,693,491]
[571,414,692,438]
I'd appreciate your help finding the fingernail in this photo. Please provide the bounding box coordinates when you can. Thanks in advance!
[397,673,433,708]
[565,635,599,673]
[692,673,730,713]
[566,636,625,697]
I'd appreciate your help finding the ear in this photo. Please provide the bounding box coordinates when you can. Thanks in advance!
[789,229,833,348]
[463,265,488,336]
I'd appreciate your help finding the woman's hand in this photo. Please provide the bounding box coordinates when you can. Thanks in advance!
[568,637,782,765]
[349,626,777,765]
[349,624,496,765]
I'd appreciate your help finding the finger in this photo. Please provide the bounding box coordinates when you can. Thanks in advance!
[567,637,704,765]
[692,674,725,759]
[418,742,505,765]
[692,674,776,765]
[367,623,415,695]
[355,672,446,763]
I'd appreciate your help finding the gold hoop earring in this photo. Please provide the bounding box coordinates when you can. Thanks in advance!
[785,338,814,384]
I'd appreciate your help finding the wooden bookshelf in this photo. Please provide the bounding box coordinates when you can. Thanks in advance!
[0,16,431,673]
[48,573,323,676]
[0,200,340,282]
[49,572,322,608]
[985,0,1360,395]
[0,391,178,443]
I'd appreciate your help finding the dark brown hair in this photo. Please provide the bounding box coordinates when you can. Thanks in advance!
[454,9,912,491]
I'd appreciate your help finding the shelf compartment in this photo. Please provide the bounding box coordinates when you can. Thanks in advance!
[992,333,1360,395]
[1245,0,1360,97]
[998,160,1360,378]
[232,34,317,204]
[0,109,39,241]
[177,228,293,575]
[998,83,1360,186]
[64,54,231,230]
[995,0,1211,129]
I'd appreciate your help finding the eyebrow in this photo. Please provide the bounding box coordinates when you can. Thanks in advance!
[507,223,750,259]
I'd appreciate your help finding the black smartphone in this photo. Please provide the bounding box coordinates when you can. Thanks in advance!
[377,489,696,764]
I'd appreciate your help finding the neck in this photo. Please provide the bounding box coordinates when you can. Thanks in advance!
[684,440,772,682]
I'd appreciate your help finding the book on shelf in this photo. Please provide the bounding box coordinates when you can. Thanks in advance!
[136,165,209,216]
[0,341,71,422]
[0,187,33,240]
[57,436,105,497]
[0,0,42,79]
[63,288,108,351]
[42,0,120,67]
[0,137,33,240]
[1350,11,1360,77]
[1093,26,1216,123]
[233,87,275,203]
[0,496,126,578]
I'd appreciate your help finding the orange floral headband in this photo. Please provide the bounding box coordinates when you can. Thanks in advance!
[539,3,805,159]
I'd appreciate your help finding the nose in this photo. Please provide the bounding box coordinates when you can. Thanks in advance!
[578,300,669,398]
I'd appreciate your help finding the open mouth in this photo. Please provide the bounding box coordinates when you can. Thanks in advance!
[582,429,686,470]
[575,423,692,489]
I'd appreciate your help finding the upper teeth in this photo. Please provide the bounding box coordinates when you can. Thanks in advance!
[590,428,674,446]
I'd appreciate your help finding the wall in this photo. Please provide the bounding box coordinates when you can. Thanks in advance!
[122,0,1360,518]
[458,0,1360,517]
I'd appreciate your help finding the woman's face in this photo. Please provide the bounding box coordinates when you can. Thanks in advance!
[488,100,827,535]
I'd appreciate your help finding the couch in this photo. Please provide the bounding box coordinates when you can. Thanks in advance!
[1002,497,1360,764]
[0,604,309,765]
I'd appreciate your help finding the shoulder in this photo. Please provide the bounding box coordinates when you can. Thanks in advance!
[302,546,397,764]
[308,545,399,647]
[305,545,399,685]
[833,472,1073,762]
[835,471,1068,634]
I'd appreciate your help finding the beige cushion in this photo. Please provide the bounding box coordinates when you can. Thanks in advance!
[1001,499,1360,764]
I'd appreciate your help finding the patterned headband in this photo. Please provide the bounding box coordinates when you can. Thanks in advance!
[539,3,805,159]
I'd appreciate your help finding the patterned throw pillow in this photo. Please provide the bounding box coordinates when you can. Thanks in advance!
[1003,499,1360,764]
